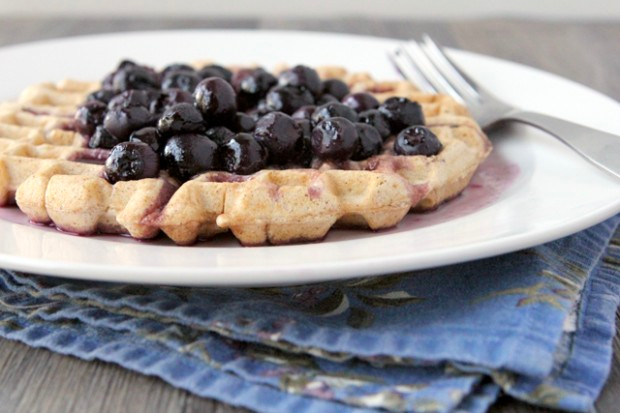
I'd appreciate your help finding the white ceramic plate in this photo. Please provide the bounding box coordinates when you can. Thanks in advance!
[1,30,619,286]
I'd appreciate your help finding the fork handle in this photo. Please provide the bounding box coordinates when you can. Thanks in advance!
[504,110,620,179]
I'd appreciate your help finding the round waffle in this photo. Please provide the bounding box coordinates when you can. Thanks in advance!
[0,65,491,245]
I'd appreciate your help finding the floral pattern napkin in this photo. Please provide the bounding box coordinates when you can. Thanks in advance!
[0,214,618,413]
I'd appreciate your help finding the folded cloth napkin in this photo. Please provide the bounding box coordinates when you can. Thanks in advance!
[0,214,618,413]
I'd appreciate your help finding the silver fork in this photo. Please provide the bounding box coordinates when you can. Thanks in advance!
[389,35,620,180]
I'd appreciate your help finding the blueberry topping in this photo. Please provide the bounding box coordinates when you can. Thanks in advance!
[197,64,233,83]
[75,101,107,137]
[93,61,445,179]
[103,106,153,141]
[321,79,350,100]
[232,112,256,133]
[352,123,383,161]
[161,70,201,92]
[254,112,301,164]
[157,102,205,136]
[193,77,237,124]
[205,126,235,145]
[232,68,277,110]
[104,142,160,183]
[342,92,380,113]
[88,126,119,149]
[265,86,315,115]
[221,133,268,175]
[311,117,359,161]
[129,127,165,153]
[86,89,116,104]
[278,65,322,96]
[379,97,425,133]
[112,65,160,93]
[394,126,442,156]
[311,102,358,125]
[107,90,151,111]
[291,105,316,121]
[293,119,313,167]
[163,134,218,181]
[358,109,391,140]
[149,88,194,114]
[160,63,195,76]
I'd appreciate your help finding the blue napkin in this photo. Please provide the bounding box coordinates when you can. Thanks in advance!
[0,214,618,413]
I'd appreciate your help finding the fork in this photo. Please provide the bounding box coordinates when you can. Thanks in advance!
[389,35,620,180]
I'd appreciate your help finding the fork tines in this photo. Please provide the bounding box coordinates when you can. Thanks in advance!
[389,36,484,105]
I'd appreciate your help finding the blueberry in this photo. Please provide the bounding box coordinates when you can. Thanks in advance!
[112,65,160,93]
[129,127,165,153]
[197,64,232,82]
[311,117,359,161]
[161,70,201,92]
[254,112,301,164]
[107,90,151,111]
[163,134,218,181]
[232,68,277,110]
[193,77,237,124]
[103,106,153,141]
[74,101,107,137]
[342,92,380,113]
[352,123,383,161]
[291,105,316,121]
[149,88,194,115]
[358,109,391,140]
[102,60,138,88]
[160,63,195,76]
[278,65,322,97]
[315,94,338,106]
[265,86,315,115]
[88,126,119,149]
[157,103,205,136]
[311,102,358,125]
[293,119,313,167]
[221,133,269,175]
[232,112,256,133]
[205,126,235,145]
[104,142,160,183]
[86,89,116,105]
[379,97,425,133]
[394,126,442,156]
[321,79,350,100]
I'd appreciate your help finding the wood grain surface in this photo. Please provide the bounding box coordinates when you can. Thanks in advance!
[0,17,618,413]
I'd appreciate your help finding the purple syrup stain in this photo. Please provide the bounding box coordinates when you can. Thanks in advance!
[200,172,249,183]
[0,206,31,225]
[72,148,112,164]
[307,186,322,200]
[60,119,77,131]
[393,152,520,232]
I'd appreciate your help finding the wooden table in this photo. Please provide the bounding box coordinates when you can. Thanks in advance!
[0,17,618,413]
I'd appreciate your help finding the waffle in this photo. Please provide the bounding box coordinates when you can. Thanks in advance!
[0,65,491,245]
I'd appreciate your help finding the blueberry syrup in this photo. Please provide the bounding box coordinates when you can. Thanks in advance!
[0,206,30,225]
[71,148,111,163]
[391,152,520,232]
